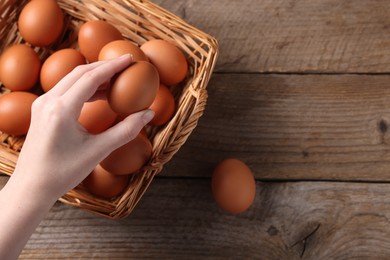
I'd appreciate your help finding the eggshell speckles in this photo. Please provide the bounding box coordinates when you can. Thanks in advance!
[212,159,256,214]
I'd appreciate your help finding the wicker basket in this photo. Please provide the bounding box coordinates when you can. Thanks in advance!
[0,0,218,219]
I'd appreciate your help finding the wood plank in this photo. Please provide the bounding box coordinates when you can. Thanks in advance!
[162,73,390,181]
[3,74,390,181]
[13,178,390,259]
[153,0,390,73]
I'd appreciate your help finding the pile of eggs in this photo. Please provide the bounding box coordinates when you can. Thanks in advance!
[0,0,187,199]
[0,0,257,215]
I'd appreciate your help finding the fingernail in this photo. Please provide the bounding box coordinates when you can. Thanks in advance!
[119,53,132,61]
[142,109,155,125]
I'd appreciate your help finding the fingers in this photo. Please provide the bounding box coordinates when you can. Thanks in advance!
[61,54,132,113]
[86,81,111,101]
[47,60,108,97]
[86,89,109,102]
[95,110,155,152]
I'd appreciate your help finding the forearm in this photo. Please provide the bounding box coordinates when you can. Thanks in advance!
[0,55,146,259]
[0,174,57,260]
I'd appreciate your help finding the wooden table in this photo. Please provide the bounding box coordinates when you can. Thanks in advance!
[3,0,390,258]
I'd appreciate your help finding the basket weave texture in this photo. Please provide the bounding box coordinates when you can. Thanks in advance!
[0,0,218,219]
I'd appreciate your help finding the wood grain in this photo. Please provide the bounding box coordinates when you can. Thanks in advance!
[11,177,390,259]
[0,174,7,187]
[2,0,390,258]
[162,73,390,181]
[3,75,390,181]
[153,0,390,73]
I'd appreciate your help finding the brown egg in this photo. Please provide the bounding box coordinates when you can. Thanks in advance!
[0,92,38,136]
[18,0,64,46]
[148,84,175,126]
[98,40,148,61]
[109,61,159,115]
[78,99,117,134]
[78,20,123,62]
[41,48,86,92]
[0,44,41,91]
[140,128,148,138]
[100,133,152,175]
[212,159,256,214]
[140,39,188,85]
[83,164,129,199]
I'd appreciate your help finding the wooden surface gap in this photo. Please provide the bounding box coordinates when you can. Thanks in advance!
[154,175,390,185]
[254,178,390,184]
[213,71,390,76]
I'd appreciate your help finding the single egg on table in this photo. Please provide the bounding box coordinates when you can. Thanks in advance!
[212,158,256,214]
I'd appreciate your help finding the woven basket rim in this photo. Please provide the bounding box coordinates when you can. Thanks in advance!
[0,0,219,219]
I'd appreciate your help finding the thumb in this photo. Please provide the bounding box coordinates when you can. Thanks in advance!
[97,109,155,151]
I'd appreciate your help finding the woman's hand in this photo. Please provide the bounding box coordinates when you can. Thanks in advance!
[0,54,154,259]
[15,54,154,199]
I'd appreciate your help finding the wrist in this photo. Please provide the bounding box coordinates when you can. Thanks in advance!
[0,172,57,260]
[4,170,58,210]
